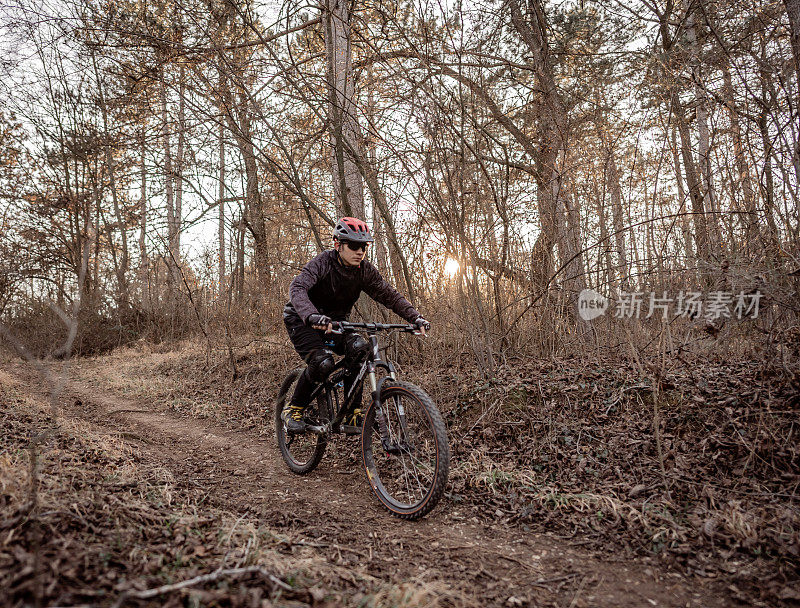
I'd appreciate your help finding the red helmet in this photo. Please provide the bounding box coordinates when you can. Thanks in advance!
[333,217,375,244]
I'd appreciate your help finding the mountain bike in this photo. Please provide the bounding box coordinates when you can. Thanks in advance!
[275,321,449,520]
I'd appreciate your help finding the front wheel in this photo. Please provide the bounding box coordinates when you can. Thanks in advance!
[361,380,449,520]
[275,368,328,475]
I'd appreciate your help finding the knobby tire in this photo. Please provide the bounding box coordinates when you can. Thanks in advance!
[361,380,449,520]
[275,368,327,475]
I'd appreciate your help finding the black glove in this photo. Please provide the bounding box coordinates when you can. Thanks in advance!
[307,314,332,329]
[414,317,430,331]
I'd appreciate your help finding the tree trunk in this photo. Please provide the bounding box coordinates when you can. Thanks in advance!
[139,128,148,305]
[787,0,800,86]
[220,80,269,301]
[671,125,697,268]
[175,63,185,265]
[721,62,760,251]
[508,0,584,297]
[240,98,269,299]
[365,66,388,271]
[93,53,130,310]
[785,0,800,129]
[594,174,613,289]
[218,120,226,295]
[757,85,780,248]
[656,4,708,265]
[236,215,245,303]
[599,136,629,288]
[785,0,800,186]
[160,65,177,284]
[559,180,585,292]
[686,11,722,253]
[672,92,710,262]
[323,0,365,218]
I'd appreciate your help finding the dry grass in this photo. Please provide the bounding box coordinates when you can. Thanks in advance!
[69,338,204,401]
[366,579,481,608]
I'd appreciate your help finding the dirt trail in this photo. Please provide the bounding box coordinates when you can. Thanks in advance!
[8,362,729,607]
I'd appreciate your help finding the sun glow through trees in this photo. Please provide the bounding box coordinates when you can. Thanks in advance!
[444,258,460,277]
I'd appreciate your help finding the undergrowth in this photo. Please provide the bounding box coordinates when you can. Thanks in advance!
[439,358,800,606]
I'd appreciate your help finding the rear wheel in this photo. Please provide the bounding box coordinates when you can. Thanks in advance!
[361,380,449,520]
[275,368,328,475]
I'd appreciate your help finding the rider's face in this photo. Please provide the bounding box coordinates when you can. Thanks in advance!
[336,240,367,267]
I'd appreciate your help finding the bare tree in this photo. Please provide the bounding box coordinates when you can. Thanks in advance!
[323,0,365,217]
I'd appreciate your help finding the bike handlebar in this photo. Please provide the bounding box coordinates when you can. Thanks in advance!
[329,321,421,335]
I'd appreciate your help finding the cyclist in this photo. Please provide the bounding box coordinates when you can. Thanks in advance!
[282,217,429,433]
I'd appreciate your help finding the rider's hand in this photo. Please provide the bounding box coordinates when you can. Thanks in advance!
[414,317,430,337]
[308,314,333,333]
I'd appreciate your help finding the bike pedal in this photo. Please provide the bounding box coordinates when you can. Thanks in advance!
[341,424,361,436]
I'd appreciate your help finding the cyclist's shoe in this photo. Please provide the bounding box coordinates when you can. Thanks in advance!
[282,403,306,433]
[341,408,364,435]
[347,408,363,427]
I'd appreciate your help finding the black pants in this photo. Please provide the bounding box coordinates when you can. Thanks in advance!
[285,321,365,410]
[286,322,342,360]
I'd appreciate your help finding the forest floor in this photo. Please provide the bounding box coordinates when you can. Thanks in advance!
[1,337,798,607]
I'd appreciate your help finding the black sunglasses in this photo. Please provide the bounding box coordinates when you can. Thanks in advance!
[342,241,369,252]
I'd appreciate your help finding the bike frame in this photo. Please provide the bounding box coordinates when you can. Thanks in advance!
[302,322,417,436]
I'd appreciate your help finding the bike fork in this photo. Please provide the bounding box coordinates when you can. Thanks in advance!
[368,363,402,455]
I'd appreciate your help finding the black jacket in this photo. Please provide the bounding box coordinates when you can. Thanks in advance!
[283,250,420,328]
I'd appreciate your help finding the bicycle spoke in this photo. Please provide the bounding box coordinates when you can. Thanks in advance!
[276,370,327,475]
[369,386,439,508]
[399,448,426,498]
[394,407,428,499]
